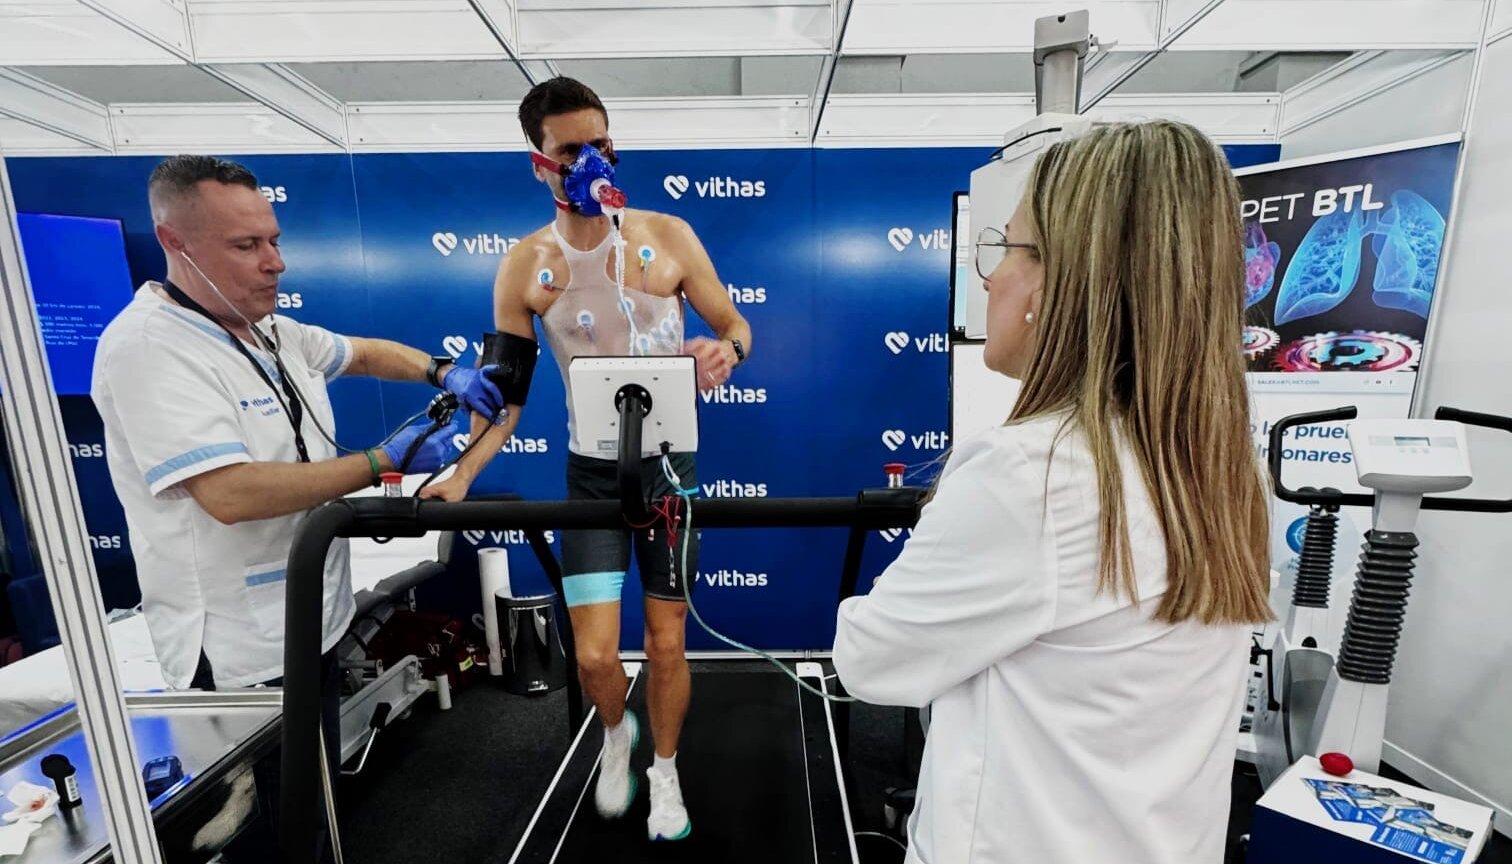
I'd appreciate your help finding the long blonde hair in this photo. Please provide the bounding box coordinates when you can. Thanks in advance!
[1009,120,1271,625]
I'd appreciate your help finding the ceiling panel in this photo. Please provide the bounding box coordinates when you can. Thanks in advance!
[0,0,183,65]
[518,4,832,58]
[845,0,1159,55]
[15,64,246,104]
[289,61,531,102]
[187,0,506,63]
[554,58,744,98]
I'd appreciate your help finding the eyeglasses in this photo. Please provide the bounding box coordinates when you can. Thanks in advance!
[975,226,1037,282]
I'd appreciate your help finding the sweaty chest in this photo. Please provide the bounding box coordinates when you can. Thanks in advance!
[527,229,682,317]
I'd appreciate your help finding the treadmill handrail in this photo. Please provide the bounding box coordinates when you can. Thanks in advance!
[279,492,926,859]
[1268,405,1512,513]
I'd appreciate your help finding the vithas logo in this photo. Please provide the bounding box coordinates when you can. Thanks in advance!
[702,569,769,588]
[887,227,949,252]
[883,331,947,355]
[701,385,767,405]
[451,432,550,455]
[881,429,950,452]
[879,528,913,544]
[433,231,520,257]
[702,479,768,498]
[462,529,557,546]
[664,174,767,200]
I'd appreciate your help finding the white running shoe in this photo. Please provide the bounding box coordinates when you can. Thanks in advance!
[594,712,639,819]
[646,765,691,841]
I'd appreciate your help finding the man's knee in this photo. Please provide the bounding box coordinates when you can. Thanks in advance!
[645,616,687,663]
[576,641,621,679]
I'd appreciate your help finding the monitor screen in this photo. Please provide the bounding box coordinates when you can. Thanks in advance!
[16,213,136,395]
[949,192,971,335]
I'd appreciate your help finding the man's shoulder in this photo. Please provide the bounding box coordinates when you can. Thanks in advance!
[499,225,558,275]
[98,289,165,353]
[632,209,691,237]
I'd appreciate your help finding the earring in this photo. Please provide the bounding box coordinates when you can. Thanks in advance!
[1024,312,1035,324]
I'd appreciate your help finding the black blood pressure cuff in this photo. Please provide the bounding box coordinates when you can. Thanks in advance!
[479,331,538,406]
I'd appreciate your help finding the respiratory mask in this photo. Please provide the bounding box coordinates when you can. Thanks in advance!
[531,143,626,218]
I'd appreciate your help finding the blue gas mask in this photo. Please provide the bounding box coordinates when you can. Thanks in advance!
[531,143,625,218]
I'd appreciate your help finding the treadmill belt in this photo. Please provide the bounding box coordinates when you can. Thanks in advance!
[512,664,854,864]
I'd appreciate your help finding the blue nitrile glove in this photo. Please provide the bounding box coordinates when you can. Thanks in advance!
[382,417,460,475]
[442,364,505,421]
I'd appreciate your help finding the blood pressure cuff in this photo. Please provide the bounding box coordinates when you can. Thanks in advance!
[479,330,538,406]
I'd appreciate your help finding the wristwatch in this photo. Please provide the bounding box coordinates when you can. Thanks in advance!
[728,338,746,367]
[425,356,454,388]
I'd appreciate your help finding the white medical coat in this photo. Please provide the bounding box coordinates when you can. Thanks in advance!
[92,284,357,688]
[834,416,1251,864]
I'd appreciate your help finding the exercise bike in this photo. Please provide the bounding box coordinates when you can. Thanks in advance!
[1253,405,1512,785]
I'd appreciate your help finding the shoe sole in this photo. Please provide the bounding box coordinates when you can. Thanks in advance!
[596,713,640,819]
[650,821,691,842]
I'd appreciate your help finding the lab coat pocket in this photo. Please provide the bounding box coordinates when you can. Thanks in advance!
[243,561,289,639]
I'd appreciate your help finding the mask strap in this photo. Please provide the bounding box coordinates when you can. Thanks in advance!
[530,150,576,213]
[530,150,566,175]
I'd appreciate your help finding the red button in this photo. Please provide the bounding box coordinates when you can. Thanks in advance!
[1320,752,1354,777]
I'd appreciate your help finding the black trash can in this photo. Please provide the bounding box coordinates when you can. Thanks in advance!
[496,592,568,696]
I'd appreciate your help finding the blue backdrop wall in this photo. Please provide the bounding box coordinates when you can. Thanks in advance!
[1,143,1280,651]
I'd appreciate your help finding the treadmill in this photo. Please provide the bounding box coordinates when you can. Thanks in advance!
[277,358,925,861]
[510,661,856,863]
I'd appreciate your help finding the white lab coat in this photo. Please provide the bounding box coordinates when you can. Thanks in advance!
[834,416,1250,864]
[92,285,357,688]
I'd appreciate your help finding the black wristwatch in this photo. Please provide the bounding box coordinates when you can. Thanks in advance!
[728,338,746,367]
[425,356,454,388]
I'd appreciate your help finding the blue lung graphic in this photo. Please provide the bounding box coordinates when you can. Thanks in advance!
[1244,221,1282,308]
[1274,208,1365,325]
[1369,190,1444,320]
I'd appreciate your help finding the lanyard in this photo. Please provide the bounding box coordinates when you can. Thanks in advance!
[161,280,310,463]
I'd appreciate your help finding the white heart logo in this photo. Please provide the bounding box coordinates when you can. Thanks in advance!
[463,530,486,545]
[884,332,909,355]
[887,228,913,252]
[881,429,906,451]
[432,232,458,256]
[880,528,902,543]
[451,433,469,451]
[441,335,467,359]
[664,175,690,200]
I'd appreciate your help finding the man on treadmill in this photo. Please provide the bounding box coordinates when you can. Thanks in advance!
[421,76,752,842]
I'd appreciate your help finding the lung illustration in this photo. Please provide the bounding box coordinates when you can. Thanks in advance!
[1369,190,1444,320]
[1273,207,1365,325]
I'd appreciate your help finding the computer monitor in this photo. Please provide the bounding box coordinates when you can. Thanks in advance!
[567,356,700,458]
[948,192,971,337]
[16,213,135,396]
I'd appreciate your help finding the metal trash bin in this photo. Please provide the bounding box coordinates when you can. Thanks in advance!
[495,592,567,696]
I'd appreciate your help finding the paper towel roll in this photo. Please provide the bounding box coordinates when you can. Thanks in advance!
[479,548,513,676]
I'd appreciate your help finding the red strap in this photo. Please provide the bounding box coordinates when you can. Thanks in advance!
[530,151,563,174]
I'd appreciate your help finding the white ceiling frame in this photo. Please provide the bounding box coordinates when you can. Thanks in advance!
[345,96,813,152]
[1279,49,1469,139]
[0,67,114,152]
[1175,0,1486,51]
[107,102,343,155]
[468,0,559,85]
[75,0,194,62]
[816,91,1278,148]
[201,65,349,148]
[809,0,854,144]
[514,2,834,59]
[843,1,1160,56]
[1082,0,1229,111]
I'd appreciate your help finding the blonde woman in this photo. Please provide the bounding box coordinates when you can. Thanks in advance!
[833,120,1271,864]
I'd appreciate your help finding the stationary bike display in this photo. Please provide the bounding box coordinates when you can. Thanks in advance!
[1254,405,1512,786]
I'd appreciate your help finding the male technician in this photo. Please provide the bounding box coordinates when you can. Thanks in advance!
[421,77,752,841]
[91,156,504,738]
